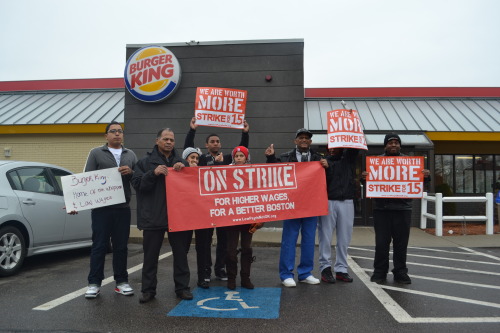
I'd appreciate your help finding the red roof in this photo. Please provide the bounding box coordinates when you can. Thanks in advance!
[305,87,500,98]
[1,79,499,97]
[0,78,124,92]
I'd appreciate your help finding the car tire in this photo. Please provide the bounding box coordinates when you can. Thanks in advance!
[0,226,27,277]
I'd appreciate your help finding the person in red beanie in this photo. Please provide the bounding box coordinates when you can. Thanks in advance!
[225,146,263,290]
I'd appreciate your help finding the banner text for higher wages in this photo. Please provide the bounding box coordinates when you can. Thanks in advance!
[166,162,328,231]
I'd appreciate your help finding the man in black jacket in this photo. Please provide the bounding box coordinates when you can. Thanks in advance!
[362,133,430,285]
[183,117,250,282]
[132,128,191,303]
[318,148,359,284]
[265,128,328,287]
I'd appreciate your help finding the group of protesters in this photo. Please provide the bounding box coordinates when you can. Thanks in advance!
[82,118,430,303]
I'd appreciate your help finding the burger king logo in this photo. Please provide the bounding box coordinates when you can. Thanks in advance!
[124,46,181,102]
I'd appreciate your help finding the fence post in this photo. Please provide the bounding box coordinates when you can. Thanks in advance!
[486,192,493,235]
[420,192,427,229]
[435,192,443,236]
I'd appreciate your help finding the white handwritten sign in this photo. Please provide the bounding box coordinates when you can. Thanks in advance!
[61,168,126,212]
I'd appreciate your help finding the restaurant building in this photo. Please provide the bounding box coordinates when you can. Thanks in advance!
[1,39,499,225]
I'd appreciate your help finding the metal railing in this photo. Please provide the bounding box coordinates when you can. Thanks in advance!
[420,192,494,236]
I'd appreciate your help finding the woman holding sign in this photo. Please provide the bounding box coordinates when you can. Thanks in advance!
[182,147,214,290]
[225,146,263,290]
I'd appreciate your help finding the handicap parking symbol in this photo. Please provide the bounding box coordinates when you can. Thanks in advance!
[167,287,281,319]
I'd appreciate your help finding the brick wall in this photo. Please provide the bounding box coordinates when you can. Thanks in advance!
[0,134,106,173]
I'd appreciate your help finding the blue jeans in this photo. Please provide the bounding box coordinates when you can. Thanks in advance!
[279,216,318,281]
[88,207,131,285]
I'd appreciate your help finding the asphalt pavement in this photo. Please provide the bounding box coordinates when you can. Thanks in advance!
[1,226,499,333]
[130,226,500,248]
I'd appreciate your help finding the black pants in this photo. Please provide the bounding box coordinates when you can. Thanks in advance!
[225,224,253,280]
[208,227,227,275]
[226,224,253,259]
[141,229,192,295]
[88,207,130,285]
[195,228,212,281]
[373,210,412,275]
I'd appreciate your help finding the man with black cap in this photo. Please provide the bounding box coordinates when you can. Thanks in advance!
[362,133,430,284]
[265,128,329,287]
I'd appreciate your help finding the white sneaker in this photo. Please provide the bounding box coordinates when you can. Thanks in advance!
[282,278,296,287]
[85,285,100,298]
[115,283,134,296]
[299,275,320,285]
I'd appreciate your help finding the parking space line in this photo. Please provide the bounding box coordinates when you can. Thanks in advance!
[404,254,500,266]
[350,251,500,323]
[361,268,500,290]
[408,246,487,255]
[379,284,500,309]
[350,247,500,265]
[459,247,500,261]
[347,256,413,323]
[32,251,173,311]
[351,255,500,276]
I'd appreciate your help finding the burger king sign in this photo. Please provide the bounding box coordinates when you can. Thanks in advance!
[124,46,181,102]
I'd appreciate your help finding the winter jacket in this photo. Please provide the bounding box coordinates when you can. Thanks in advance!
[84,144,137,208]
[266,148,323,163]
[325,149,359,201]
[131,145,186,230]
[370,153,430,211]
[184,128,249,166]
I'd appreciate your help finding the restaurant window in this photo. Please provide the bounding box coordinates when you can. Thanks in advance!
[435,154,499,194]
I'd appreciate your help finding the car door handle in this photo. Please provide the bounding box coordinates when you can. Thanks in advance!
[22,199,36,205]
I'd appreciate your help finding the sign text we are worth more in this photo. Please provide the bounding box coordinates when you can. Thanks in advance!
[366,156,424,198]
[195,87,247,129]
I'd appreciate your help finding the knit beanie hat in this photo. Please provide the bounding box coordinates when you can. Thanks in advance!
[232,146,249,160]
[182,147,201,160]
[384,133,401,146]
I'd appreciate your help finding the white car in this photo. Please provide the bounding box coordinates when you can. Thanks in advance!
[0,161,92,276]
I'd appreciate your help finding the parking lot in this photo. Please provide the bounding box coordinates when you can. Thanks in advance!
[0,228,499,332]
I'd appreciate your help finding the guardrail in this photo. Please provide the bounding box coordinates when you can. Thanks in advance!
[420,192,494,236]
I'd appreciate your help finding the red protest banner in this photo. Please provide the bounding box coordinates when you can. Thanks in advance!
[366,156,424,198]
[165,162,328,231]
[194,87,247,129]
[327,109,367,150]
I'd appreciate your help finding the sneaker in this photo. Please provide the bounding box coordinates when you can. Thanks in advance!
[85,284,100,299]
[215,269,228,281]
[336,272,354,283]
[394,272,412,284]
[299,275,320,285]
[115,283,134,296]
[282,278,296,287]
[321,267,336,284]
[370,273,387,284]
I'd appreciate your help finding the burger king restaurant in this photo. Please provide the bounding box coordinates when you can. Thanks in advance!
[0,39,499,226]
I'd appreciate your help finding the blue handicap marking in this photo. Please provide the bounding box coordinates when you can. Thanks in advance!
[167,287,281,319]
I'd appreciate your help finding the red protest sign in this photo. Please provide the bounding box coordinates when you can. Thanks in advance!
[195,87,247,129]
[327,109,367,150]
[365,156,424,198]
[165,162,328,231]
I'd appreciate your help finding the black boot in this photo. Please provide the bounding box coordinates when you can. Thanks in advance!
[226,254,238,290]
[240,248,255,289]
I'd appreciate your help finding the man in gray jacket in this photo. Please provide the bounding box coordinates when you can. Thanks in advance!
[83,121,137,299]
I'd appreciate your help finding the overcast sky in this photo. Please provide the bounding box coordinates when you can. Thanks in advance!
[1,0,499,87]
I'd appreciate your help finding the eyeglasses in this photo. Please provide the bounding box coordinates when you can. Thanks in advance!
[108,129,124,134]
